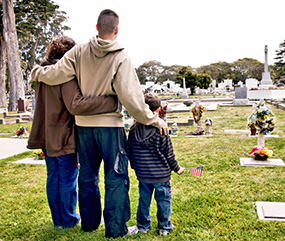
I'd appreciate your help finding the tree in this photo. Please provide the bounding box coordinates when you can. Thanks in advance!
[14,0,70,87]
[197,61,233,83]
[0,34,6,107]
[274,39,285,79]
[0,1,6,107]
[136,60,164,84]
[2,0,25,111]
[0,0,69,110]
[231,58,264,84]
[156,64,184,83]
[176,67,197,95]
[176,67,212,95]
[197,70,212,89]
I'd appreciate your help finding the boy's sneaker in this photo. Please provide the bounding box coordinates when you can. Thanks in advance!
[139,228,148,233]
[127,226,139,235]
[159,229,169,236]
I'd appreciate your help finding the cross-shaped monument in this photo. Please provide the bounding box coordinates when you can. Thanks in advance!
[259,45,274,88]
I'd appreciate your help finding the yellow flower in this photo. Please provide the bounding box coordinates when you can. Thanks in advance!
[33,149,43,155]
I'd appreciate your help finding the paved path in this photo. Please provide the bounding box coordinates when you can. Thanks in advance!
[0,138,30,160]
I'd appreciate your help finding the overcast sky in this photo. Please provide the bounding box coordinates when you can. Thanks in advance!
[54,0,285,68]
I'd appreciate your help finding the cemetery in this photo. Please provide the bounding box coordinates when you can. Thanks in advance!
[1,87,285,240]
[0,41,284,239]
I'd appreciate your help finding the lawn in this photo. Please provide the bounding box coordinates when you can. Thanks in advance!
[0,105,284,240]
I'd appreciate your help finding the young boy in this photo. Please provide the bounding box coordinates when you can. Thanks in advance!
[128,93,185,236]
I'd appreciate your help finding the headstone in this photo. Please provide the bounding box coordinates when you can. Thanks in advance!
[29,95,35,121]
[240,158,285,166]
[233,87,249,105]
[246,78,259,89]
[224,79,233,89]
[181,78,188,98]
[13,158,45,165]
[256,202,285,221]
[0,118,5,124]
[259,45,274,88]
[218,82,226,90]
[224,129,249,134]
[188,118,194,125]
[237,81,243,87]
[17,98,25,113]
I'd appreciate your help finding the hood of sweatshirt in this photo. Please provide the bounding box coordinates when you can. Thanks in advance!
[131,122,157,146]
[89,36,124,58]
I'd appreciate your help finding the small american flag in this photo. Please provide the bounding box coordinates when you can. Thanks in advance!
[189,166,203,177]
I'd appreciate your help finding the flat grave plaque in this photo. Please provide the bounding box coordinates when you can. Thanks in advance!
[13,158,45,165]
[224,129,249,133]
[240,158,285,167]
[256,201,285,221]
[248,134,279,138]
[185,134,213,138]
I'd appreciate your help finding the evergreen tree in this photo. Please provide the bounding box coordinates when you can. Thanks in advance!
[274,39,285,79]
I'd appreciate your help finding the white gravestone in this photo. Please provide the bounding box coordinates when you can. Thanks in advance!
[246,78,259,89]
[259,45,274,88]
[256,202,285,221]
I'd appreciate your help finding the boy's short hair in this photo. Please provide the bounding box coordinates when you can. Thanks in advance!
[144,93,161,112]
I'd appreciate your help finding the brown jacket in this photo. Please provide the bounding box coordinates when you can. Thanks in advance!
[27,79,118,157]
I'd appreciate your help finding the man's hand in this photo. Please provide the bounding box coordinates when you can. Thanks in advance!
[159,123,169,135]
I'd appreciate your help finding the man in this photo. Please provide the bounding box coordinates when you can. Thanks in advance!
[31,9,167,238]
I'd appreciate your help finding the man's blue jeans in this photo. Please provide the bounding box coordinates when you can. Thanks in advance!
[76,126,130,238]
[137,181,173,232]
[43,150,80,228]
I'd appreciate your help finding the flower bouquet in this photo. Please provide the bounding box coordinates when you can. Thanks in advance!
[16,126,29,138]
[159,104,168,120]
[192,104,204,124]
[250,146,273,161]
[33,149,45,160]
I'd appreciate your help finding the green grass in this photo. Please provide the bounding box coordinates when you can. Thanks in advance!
[0,106,285,240]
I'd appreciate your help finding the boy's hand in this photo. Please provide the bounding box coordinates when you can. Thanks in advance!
[177,167,185,175]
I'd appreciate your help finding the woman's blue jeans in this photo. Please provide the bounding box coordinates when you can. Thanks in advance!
[43,150,80,228]
[76,126,130,238]
[137,181,173,231]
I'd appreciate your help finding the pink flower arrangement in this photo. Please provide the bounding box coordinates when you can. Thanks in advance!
[250,146,273,160]
[16,126,29,138]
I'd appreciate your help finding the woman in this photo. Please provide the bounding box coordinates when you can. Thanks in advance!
[27,36,118,228]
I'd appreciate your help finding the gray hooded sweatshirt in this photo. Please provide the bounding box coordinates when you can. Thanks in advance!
[31,36,164,129]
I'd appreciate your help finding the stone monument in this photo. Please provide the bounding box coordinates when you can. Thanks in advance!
[259,45,274,88]
[17,98,25,113]
[181,78,188,98]
[232,86,249,106]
